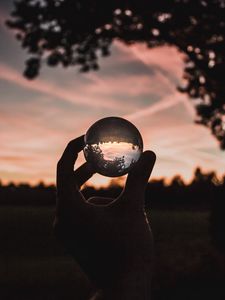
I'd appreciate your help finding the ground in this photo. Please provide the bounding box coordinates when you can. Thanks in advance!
[0,206,224,300]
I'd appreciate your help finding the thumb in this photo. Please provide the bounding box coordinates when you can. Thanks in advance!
[122,150,156,204]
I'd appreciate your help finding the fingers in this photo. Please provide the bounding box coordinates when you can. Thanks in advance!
[57,135,84,195]
[74,162,96,189]
[58,135,84,173]
[122,150,156,206]
[56,136,98,224]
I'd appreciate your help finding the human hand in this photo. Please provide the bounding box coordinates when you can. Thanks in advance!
[53,135,156,300]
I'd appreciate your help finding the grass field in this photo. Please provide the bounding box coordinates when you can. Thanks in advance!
[0,206,224,300]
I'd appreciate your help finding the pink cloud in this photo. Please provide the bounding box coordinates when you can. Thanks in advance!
[85,71,171,99]
[0,64,120,110]
[0,61,170,116]
[0,8,8,27]
[124,93,184,121]
[116,41,185,81]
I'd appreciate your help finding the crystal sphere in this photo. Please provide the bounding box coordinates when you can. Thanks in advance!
[83,117,143,177]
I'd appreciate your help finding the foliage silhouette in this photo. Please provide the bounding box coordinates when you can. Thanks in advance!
[0,167,223,207]
[84,144,127,176]
[6,0,225,148]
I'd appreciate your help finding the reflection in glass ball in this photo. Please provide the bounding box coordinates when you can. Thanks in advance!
[83,117,143,177]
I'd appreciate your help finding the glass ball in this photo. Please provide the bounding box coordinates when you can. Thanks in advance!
[83,117,143,177]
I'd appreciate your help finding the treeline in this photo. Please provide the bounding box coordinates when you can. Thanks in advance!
[0,168,224,208]
[146,168,225,210]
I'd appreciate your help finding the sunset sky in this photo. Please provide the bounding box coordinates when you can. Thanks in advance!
[1,0,225,187]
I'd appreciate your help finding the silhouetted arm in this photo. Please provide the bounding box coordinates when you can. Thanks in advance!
[54,135,156,300]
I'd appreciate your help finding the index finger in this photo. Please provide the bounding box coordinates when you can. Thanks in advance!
[57,135,84,194]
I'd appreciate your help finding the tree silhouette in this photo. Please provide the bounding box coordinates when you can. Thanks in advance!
[104,155,126,176]
[83,143,104,168]
[6,0,225,148]
[84,144,128,176]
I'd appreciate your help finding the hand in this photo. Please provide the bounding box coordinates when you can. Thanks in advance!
[53,135,156,300]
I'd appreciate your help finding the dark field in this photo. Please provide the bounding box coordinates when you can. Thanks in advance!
[0,206,224,300]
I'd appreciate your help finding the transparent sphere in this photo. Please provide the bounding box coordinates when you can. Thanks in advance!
[83,117,143,177]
